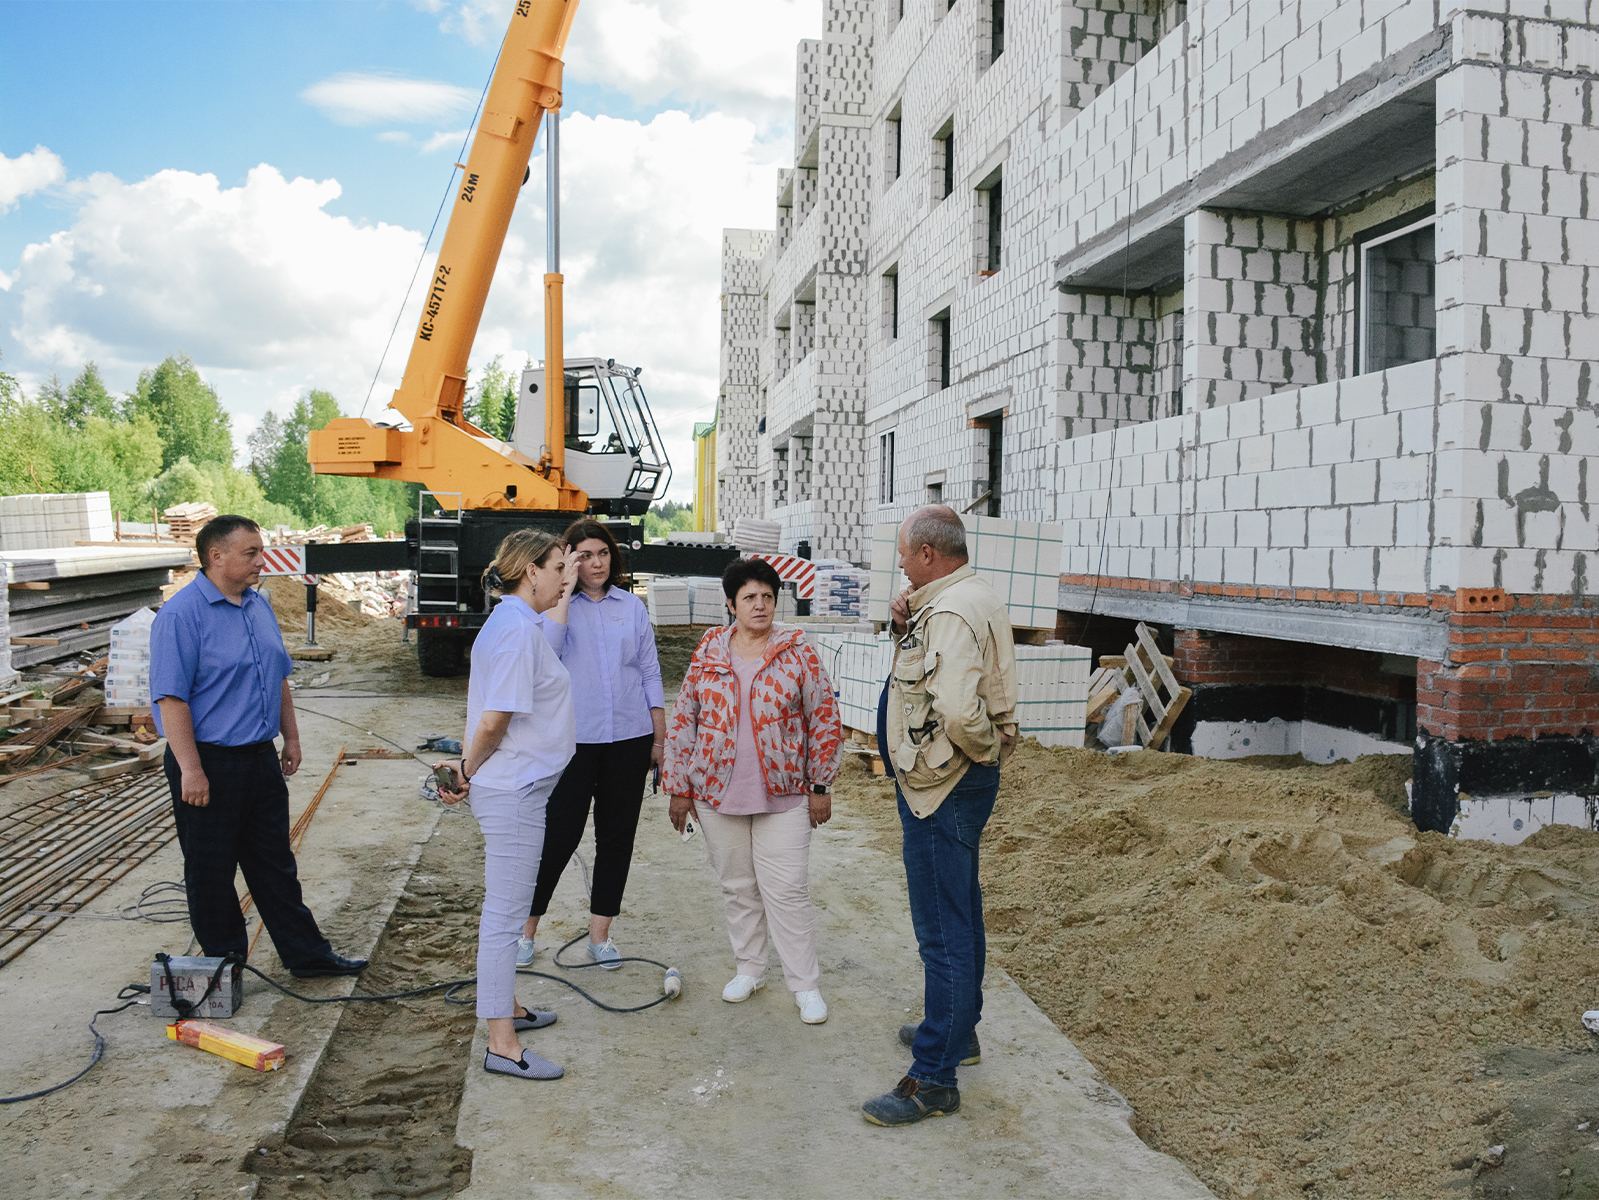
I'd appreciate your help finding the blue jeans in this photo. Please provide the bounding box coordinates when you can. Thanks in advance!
[898,762,999,1088]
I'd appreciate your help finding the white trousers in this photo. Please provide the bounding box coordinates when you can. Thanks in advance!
[695,802,819,992]
[470,775,559,1019]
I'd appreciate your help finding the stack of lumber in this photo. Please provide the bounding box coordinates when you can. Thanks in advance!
[162,502,217,540]
[338,523,373,542]
[1085,622,1192,752]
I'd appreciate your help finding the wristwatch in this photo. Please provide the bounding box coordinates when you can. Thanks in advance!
[810,783,830,796]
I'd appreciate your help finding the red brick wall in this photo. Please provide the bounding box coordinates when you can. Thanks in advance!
[1173,629,1414,701]
[1417,598,1599,740]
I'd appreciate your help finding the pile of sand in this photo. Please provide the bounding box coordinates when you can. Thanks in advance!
[833,743,1599,1200]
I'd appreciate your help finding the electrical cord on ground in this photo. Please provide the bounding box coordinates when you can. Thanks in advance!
[291,704,446,771]
[0,994,142,1105]
[3,921,680,1103]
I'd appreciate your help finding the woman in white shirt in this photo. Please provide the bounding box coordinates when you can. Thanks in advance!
[438,528,577,1081]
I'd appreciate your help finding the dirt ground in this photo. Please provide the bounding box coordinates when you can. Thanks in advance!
[833,744,1599,1200]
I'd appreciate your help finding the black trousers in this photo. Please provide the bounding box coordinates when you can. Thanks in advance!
[530,734,654,919]
[164,742,332,968]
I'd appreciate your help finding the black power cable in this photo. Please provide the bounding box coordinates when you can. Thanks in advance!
[1,935,681,1104]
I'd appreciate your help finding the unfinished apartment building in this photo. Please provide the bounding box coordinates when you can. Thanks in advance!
[718,0,1599,836]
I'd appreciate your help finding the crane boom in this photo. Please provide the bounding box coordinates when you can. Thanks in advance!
[308,0,585,511]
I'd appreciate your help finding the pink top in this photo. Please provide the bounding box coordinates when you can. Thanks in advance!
[717,646,804,816]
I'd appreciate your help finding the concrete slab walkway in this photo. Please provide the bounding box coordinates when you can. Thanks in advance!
[454,793,1215,1199]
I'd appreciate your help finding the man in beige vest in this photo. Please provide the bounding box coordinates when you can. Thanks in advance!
[862,506,1017,1126]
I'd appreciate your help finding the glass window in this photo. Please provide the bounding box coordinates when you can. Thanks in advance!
[1360,215,1435,374]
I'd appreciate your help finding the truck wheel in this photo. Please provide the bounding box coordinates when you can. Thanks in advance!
[416,629,463,677]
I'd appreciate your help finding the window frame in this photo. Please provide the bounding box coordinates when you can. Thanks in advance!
[1355,208,1437,376]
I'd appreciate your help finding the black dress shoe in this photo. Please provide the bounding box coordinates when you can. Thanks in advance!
[290,952,368,978]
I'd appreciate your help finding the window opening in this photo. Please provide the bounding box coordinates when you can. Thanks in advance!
[980,171,1002,273]
[885,267,900,339]
[932,309,952,389]
[986,415,1002,516]
[934,120,955,201]
[1358,212,1436,375]
[886,103,902,184]
[879,431,896,504]
[990,0,1004,59]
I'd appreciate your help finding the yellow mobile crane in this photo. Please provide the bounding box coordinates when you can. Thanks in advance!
[305,0,731,674]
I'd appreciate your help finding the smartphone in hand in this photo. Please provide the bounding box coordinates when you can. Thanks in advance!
[433,764,460,792]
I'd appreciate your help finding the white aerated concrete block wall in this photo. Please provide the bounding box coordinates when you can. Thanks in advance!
[869,516,1063,628]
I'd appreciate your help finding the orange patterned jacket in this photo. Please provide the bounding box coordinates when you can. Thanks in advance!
[663,626,842,807]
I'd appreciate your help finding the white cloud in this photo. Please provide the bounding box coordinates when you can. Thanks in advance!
[3,164,425,422]
[0,145,66,213]
[0,106,787,502]
[301,72,477,126]
[421,129,470,155]
[566,0,820,124]
[426,0,819,126]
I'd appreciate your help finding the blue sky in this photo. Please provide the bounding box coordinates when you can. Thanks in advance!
[0,0,819,500]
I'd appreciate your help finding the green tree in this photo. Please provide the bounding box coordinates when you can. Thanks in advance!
[38,362,117,429]
[468,355,520,442]
[642,500,695,541]
[129,354,234,469]
[253,390,413,533]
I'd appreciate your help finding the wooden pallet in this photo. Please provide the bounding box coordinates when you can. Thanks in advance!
[1085,623,1191,751]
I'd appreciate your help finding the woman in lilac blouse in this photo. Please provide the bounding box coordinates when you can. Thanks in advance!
[518,519,665,968]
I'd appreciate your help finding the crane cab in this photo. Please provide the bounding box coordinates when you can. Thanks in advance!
[514,358,670,516]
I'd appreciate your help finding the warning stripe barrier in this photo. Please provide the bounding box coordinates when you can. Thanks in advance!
[749,553,816,599]
[259,547,306,576]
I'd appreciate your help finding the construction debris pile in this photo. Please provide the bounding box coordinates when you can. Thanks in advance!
[266,522,382,545]
[0,657,165,789]
[315,571,410,619]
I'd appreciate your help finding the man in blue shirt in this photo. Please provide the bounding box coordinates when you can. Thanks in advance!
[151,515,366,978]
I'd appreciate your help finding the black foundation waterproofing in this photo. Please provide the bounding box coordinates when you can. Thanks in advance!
[1410,732,1599,833]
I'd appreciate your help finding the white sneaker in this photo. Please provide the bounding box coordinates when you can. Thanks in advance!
[515,938,536,967]
[721,974,765,1003]
[795,989,828,1024]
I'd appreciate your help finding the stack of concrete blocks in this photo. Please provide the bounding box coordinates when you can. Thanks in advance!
[0,495,47,551]
[646,579,691,627]
[868,515,1063,631]
[0,562,11,686]
[1014,644,1093,748]
[811,631,892,733]
[811,631,1090,747]
[44,492,114,547]
[685,578,727,625]
[0,492,114,550]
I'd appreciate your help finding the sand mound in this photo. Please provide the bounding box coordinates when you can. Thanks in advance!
[833,740,1599,1199]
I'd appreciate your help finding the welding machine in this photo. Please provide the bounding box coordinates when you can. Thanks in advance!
[150,955,243,1019]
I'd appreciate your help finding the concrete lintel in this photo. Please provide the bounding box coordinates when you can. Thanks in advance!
[1053,24,1451,291]
[1057,584,1448,659]
[821,112,873,129]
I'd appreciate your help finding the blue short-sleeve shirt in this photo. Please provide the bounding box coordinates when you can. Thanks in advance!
[150,573,295,746]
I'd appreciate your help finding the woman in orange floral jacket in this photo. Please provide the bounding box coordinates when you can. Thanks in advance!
[664,557,842,1025]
